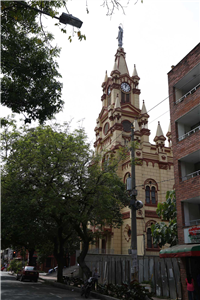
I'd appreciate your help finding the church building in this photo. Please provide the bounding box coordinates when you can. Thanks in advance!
[93,35,174,256]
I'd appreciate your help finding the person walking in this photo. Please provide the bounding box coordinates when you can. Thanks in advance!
[92,268,99,291]
[186,274,195,300]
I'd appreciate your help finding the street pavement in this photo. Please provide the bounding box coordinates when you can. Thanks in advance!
[1,271,92,300]
[39,272,173,300]
[1,269,173,300]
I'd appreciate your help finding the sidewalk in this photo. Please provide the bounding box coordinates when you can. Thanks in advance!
[39,273,173,300]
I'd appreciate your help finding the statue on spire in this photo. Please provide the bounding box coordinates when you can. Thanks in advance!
[117,26,123,48]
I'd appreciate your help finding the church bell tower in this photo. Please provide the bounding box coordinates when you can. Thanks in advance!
[93,27,174,256]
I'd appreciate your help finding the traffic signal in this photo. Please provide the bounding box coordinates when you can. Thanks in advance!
[13,250,16,258]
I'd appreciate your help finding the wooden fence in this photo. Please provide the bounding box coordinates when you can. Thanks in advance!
[82,253,182,299]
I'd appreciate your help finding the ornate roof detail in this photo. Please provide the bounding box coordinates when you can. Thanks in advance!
[132,64,138,77]
[141,100,147,114]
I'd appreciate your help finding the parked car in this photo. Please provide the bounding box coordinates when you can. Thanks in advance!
[16,266,39,282]
[1,267,5,271]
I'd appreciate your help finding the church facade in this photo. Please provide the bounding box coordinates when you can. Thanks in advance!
[92,45,174,256]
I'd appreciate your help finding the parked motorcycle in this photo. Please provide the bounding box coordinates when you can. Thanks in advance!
[81,277,95,298]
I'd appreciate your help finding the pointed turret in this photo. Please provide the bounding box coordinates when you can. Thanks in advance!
[132,64,140,89]
[141,100,147,114]
[139,100,149,128]
[112,61,118,72]
[154,121,166,149]
[166,122,172,147]
[102,70,108,88]
[104,70,108,82]
[156,121,164,137]
[134,119,140,132]
[111,48,129,76]
[114,94,121,109]
[132,64,138,77]
[133,119,141,142]
[113,94,121,121]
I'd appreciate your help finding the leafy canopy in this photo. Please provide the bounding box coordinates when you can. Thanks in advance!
[151,190,177,247]
[1,119,129,280]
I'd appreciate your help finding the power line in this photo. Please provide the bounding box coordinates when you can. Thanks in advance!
[149,110,169,124]
[147,95,171,113]
[135,177,174,188]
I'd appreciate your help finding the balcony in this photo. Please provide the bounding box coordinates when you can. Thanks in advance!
[177,104,200,142]
[174,62,200,105]
[179,150,200,181]
[183,197,200,227]
[175,83,200,104]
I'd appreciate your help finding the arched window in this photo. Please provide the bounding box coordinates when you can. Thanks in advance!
[144,179,158,206]
[122,120,132,132]
[146,221,158,250]
[146,186,150,204]
[147,228,152,248]
[107,96,111,106]
[121,92,130,103]
[151,186,156,204]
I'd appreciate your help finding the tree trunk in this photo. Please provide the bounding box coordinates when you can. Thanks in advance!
[28,248,35,266]
[53,229,65,283]
[77,240,91,279]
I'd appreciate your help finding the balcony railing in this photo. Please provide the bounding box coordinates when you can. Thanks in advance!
[185,219,200,226]
[178,125,200,141]
[175,83,200,104]
[182,169,200,181]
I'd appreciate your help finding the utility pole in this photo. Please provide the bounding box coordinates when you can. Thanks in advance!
[127,122,143,278]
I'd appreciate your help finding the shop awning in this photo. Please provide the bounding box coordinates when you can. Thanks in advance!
[159,244,200,258]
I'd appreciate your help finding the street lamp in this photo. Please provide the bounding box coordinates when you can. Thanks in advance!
[59,13,83,28]
[126,122,143,277]
[18,2,83,28]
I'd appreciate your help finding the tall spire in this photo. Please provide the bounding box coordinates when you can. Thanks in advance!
[166,122,172,147]
[132,64,138,77]
[156,121,164,137]
[111,48,129,76]
[141,100,147,114]
[154,121,166,148]
[104,70,108,82]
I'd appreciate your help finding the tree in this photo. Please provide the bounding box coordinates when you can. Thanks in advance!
[1,121,129,282]
[151,190,177,247]
[1,0,143,123]
[1,1,69,123]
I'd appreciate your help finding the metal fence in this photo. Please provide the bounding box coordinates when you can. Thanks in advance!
[83,253,182,299]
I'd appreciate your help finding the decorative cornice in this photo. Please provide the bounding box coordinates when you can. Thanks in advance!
[99,107,108,119]
[140,128,151,136]
[112,83,120,89]
[158,162,168,170]
[111,123,123,132]
[145,210,159,218]
[122,211,130,219]
[93,137,102,148]
[101,94,106,101]
[132,88,141,95]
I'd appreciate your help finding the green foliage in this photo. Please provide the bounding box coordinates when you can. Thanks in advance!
[151,190,177,247]
[1,118,129,281]
[97,281,153,300]
[7,260,23,273]
[1,1,68,123]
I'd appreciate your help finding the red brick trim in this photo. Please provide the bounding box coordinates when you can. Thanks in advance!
[122,212,130,219]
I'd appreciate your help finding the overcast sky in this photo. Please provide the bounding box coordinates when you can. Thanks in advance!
[1,0,200,147]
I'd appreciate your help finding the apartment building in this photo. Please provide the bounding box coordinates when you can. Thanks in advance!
[160,43,200,300]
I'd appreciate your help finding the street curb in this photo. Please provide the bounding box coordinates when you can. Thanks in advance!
[39,278,119,300]
[38,277,172,300]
